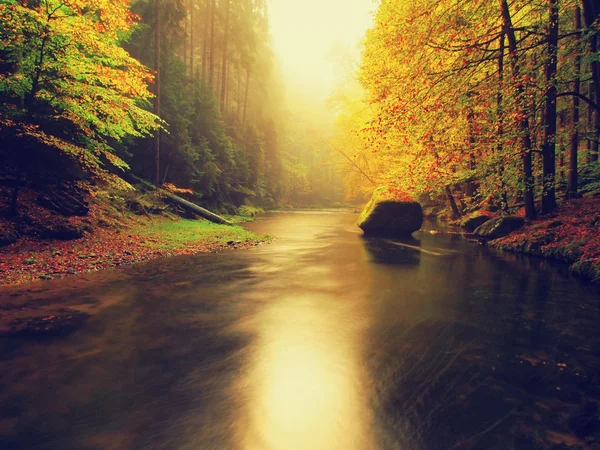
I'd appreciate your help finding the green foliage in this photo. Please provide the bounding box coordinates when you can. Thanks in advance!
[0,0,160,188]
[236,205,264,218]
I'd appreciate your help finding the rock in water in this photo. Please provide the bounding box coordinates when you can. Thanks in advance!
[474,216,525,239]
[357,190,423,237]
[460,212,493,232]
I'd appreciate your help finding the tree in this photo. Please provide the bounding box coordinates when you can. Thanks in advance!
[0,0,160,214]
[501,0,536,219]
[154,0,162,186]
[567,6,582,198]
[541,0,559,214]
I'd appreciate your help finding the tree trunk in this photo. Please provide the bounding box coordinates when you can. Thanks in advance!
[587,81,593,162]
[183,0,188,70]
[465,103,476,198]
[582,0,599,162]
[593,97,600,162]
[568,6,581,197]
[154,0,161,187]
[237,64,242,120]
[501,0,536,219]
[243,66,250,123]
[189,0,194,78]
[541,0,558,214]
[497,31,509,211]
[201,0,209,87]
[208,0,216,89]
[582,1,600,107]
[445,186,461,219]
[164,193,233,225]
[220,0,230,110]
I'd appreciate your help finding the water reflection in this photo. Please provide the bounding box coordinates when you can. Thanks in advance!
[240,294,372,450]
[1,211,600,450]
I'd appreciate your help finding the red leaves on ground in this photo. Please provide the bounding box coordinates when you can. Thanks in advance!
[493,197,600,278]
[0,186,242,287]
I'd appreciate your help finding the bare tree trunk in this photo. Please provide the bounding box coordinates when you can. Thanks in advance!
[541,0,559,214]
[201,0,209,86]
[582,0,599,162]
[237,63,242,120]
[568,6,581,197]
[189,0,194,78]
[154,0,161,186]
[497,32,509,211]
[593,80,600,162]
[243,65,250,123]
[501,0,536,219]
[465,103,476,198]
[208,0,216,89]
[220,0,230,110]
[445,186,461,219]
[587,82,593,161]
[184,0,188,70]
[164,193,233,225]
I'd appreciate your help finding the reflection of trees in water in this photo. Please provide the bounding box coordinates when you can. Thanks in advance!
[363,251,600,450]
[361,236,422,266]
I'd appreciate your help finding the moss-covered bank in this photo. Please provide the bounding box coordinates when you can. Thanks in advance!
[488,197,600,283]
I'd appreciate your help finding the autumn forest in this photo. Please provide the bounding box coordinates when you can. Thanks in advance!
[2,1,600,448]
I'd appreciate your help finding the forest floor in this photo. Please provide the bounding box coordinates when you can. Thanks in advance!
[0,186,271,288]
[489,196,600,283]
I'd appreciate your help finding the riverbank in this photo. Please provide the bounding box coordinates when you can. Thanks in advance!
[487,197,600,283]
[0,216,270,287]
[0,184,271,288]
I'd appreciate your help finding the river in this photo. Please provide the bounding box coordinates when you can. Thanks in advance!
[1,210,600,450]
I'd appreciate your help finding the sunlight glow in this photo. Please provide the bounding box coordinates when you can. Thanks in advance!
[240,296,373,450]
[269,0,376,102]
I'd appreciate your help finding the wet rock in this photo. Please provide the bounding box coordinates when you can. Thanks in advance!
[2,310,90,338]
[358,188,423,237]
[474,216,525,239]
[423,206,445,218]
[460,212,493,232]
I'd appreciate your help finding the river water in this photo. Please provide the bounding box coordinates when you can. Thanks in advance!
[1,210,600,450]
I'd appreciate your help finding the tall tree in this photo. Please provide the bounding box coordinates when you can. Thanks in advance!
[0,0,160,211]
[208,0,216,88]
[154,0,162,186]
[568,6,582,198]
[582,0,599,162]
[541,0,559,214]
[501,0,536,219]
[220,0,231,110]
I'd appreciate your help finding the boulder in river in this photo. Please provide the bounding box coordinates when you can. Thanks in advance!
[474,216,525,239]
[357,188,423,237]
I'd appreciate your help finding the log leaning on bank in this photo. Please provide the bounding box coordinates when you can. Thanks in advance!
[164,193,233,225]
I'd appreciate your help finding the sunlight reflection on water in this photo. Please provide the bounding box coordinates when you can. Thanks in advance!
[239,295,373,450]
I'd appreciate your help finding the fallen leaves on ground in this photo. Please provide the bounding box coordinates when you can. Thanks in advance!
[492,197,600,282]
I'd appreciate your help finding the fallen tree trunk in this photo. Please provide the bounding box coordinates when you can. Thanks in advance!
[164,193,233,225]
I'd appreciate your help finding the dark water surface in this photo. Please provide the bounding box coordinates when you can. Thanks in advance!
[1,211,600,450]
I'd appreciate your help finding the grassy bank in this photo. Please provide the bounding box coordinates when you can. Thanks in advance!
[0,184,271,287]
[0,216,270,287]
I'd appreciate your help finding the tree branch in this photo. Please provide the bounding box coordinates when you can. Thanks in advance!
[557,91,600,112]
